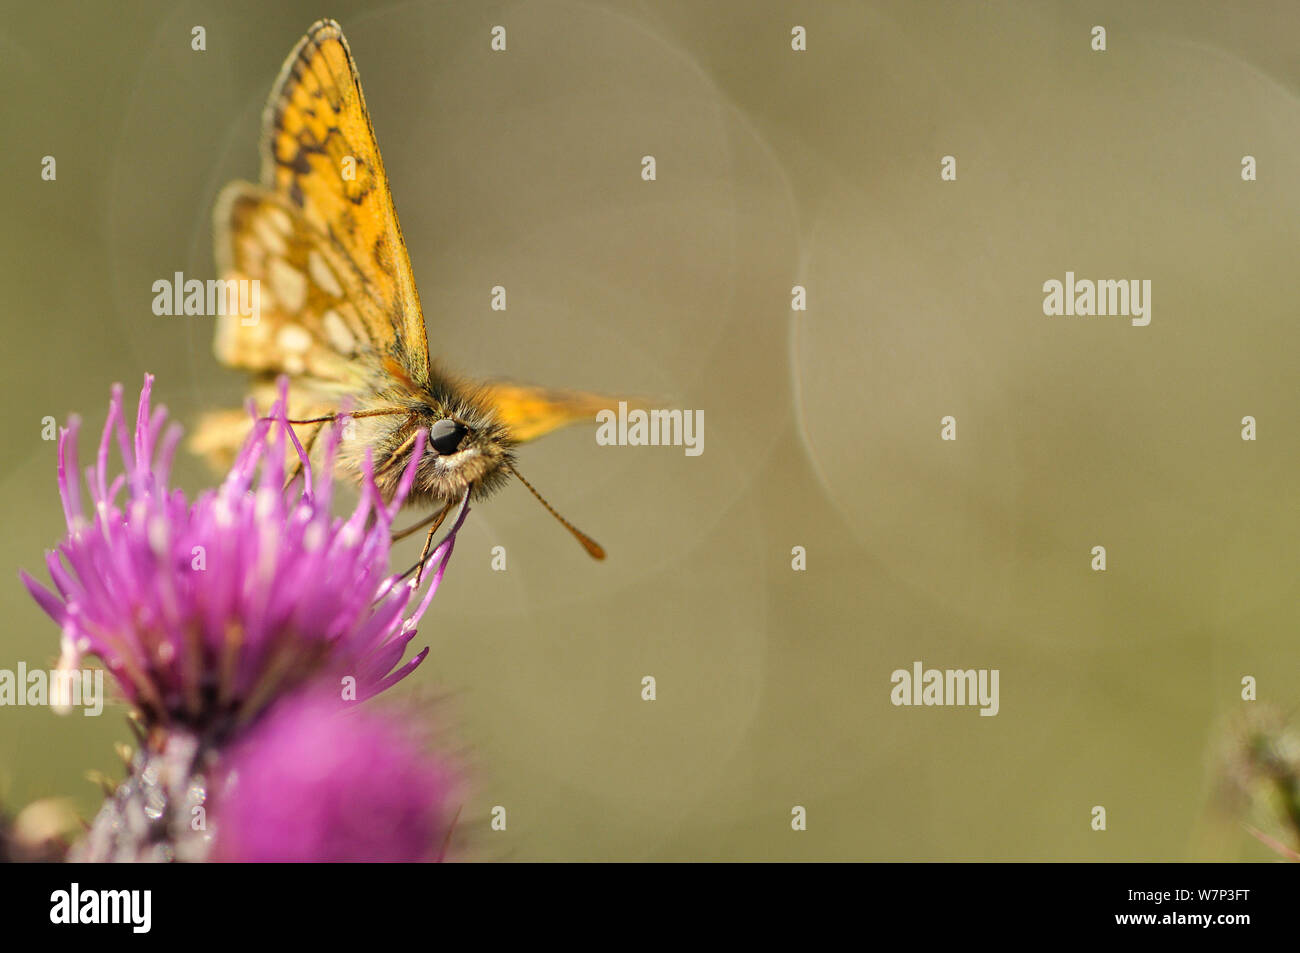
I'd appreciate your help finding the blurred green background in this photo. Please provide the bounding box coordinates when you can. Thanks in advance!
[3,0,1300,860]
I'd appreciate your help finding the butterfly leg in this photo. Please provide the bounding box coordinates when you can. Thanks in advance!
[413,505,453,587]
[394,503,453,585]
[391,507,447,542]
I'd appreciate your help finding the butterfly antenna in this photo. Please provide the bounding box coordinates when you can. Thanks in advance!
[505,461,605,560]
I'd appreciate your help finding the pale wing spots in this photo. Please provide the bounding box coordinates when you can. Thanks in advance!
[236,234,267,269]
[321,308,357,355]
[275,323,313,354]
[307,249,344,298]
[268,257,308,313]
[251,213,288,257]
[214,311,273,367]
[265,206,294,237]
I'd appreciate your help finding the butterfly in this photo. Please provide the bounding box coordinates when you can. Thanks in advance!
[191,18,612,571]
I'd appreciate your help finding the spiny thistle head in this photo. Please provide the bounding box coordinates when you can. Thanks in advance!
[21,374,461,738]
[21,375,466,862]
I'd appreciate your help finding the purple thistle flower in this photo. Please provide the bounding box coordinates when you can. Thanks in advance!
[21,374,466,735]
[20,376,468,862]
[210,690,460,863]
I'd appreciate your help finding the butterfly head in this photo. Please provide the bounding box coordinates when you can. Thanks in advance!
[407,404,516,505]
[396,405,604,559]
[413,396,607,558]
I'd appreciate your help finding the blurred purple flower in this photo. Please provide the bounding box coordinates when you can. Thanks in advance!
[211,689,459,862]
[21,374,464,735]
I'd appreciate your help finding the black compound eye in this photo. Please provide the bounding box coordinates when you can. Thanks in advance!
[429,418,468,455]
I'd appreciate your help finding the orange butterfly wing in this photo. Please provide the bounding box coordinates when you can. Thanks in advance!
[474,381,619,444]
[195,19,429,466]
[259,18,430,379]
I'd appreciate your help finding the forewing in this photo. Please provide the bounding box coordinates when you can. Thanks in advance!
[259,18,430,381]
